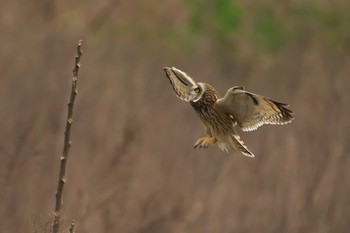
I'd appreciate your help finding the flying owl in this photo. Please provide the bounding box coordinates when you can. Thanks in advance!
[163,67,294,157]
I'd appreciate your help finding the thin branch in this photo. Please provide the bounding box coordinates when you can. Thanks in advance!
[69,219,76,233]
[52,40,83,233]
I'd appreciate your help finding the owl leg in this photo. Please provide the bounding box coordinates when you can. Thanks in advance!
[194,137,217,149]
[194,127,216,149]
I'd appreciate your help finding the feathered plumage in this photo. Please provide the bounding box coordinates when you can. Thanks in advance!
[164,67,294,157]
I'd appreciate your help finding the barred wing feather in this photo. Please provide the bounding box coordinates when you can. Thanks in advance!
[216,87,294,131]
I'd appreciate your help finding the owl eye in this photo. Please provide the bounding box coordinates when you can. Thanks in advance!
[194,88,200,93]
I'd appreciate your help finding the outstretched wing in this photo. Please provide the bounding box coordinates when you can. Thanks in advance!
[216,86,294,131]
[163,67,197,102]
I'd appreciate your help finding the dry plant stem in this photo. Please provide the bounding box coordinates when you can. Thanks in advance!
[52,40,83,233]
[69,219,76,233]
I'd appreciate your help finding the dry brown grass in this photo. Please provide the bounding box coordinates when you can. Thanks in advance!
[0,0,349,232]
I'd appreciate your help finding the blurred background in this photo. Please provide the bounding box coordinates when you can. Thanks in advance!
[1,0,350,232]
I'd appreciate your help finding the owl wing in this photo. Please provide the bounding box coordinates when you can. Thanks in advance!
[216,86,294,131]
[164,67,197,102]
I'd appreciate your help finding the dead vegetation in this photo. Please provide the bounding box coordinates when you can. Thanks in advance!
[0,1,349,233]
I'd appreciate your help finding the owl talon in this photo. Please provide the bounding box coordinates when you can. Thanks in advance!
[194,137,216,150]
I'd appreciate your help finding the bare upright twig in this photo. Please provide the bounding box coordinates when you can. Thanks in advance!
[52,40,83,233]
[68,219,76,233]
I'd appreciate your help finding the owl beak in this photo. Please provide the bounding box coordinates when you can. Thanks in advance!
[163,67,193,86]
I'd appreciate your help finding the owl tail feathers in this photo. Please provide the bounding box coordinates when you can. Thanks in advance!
[218,133,255,157]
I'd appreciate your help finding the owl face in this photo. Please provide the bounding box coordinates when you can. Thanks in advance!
[190,83,206,102]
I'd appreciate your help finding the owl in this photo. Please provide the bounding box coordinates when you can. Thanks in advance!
[164,67,294,157]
